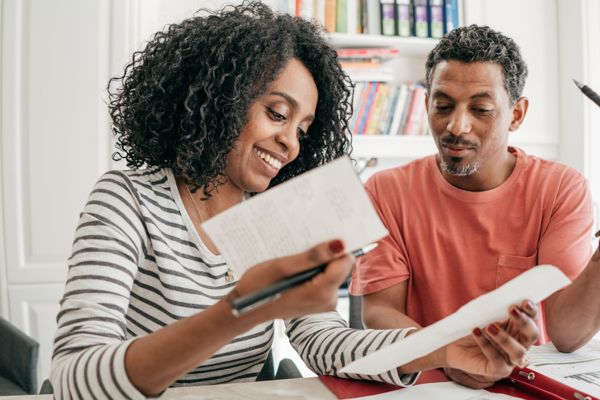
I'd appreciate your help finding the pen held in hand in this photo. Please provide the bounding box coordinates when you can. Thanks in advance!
[230,243,379,316]
[573,79,600,108]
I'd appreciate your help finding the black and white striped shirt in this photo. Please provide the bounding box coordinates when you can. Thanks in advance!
[50,168,417,399]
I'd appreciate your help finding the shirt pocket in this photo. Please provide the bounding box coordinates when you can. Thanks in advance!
[495,252,538,288]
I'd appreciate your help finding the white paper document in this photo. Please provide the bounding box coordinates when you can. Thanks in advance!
[202,156,388,276]
[527,339,600,397]
[341,265,571,375]
[348,382,520,400]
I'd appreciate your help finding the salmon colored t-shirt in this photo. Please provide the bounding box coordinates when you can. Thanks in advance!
[350,147,593,343]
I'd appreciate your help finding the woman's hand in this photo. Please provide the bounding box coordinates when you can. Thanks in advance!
[444,300,539,389]
[231,239,353,321]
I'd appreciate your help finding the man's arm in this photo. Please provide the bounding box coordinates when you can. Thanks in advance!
[545,240,600,352]
[362,280,420,329]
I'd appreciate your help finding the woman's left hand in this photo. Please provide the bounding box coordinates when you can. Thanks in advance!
[444,300,539,389]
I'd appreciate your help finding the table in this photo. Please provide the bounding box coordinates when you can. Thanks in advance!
[3,377,337,400]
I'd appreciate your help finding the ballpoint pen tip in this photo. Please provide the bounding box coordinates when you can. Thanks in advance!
[573,78,583,88]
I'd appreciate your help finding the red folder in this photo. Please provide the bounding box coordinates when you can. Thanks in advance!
[318,369,571,399]
[507,367,598,400]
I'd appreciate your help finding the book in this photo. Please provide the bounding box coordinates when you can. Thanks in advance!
[387,83,409,136]
[366,0,381,35]
[395,0,411,37]
[413,0,430,37]
[336,0,348,32]
[443,0,459,33]
[347,0,359,33]
[380,0,396,36]
[324,0,337,32]
[429,0,444,38]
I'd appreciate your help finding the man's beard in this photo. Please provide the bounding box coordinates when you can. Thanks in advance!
[439,158,480,176]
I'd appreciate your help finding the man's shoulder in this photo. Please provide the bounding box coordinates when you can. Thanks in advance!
[520,151,584,184]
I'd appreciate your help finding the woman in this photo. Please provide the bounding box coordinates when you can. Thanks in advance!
[50,3,538,399]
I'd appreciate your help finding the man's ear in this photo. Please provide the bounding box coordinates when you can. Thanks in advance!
[509,96,529,131]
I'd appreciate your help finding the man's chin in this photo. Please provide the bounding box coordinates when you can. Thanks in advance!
[440,159,480,177]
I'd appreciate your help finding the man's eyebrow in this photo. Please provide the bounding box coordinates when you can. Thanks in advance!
[431,91,453,100]
[269,91,315,121]
[469,91,494,100]
[430,91,495,100]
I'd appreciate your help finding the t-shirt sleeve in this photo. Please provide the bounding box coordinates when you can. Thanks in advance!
[538,168,594,280]
[50,172,149,400]
[350,173,411,296]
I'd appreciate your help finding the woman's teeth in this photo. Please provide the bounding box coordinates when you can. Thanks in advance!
[255,148,282,169]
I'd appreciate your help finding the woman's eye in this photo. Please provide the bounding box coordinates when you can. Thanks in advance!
[268,108,286,122]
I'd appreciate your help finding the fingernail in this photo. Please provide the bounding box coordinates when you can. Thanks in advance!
[526,300,536,311]
[488,324,499,336]
[328,240,344,254]
[473,327,482,337]
[520,356,530,368]
[511,307,521,318]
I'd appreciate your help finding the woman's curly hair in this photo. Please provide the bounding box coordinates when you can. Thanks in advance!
[108,1,352,198]
[425,25,528,104]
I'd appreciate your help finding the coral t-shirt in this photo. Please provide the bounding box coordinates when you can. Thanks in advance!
[350,147,593,342]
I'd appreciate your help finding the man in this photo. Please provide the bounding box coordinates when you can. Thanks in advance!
[350,25,600,389]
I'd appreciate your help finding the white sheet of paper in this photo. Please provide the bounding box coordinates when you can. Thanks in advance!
[347,382,520,400]
[201,156,388,276]
[527,339,600,397]
[340,265,571,375]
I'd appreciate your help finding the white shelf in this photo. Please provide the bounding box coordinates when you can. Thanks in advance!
[328,33,438,57]
[351,135,559,160]
[351,135,435,158]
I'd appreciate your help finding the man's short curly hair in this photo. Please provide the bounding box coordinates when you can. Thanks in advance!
[108,1,352,197]
[425,25,528,104]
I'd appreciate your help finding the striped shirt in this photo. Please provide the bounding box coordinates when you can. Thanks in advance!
[50,168,417,400]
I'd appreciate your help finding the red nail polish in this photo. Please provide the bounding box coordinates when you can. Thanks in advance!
[488,324,499,335]
[329,240,344,253]
[511,308,521,318]
[473,327,482,337]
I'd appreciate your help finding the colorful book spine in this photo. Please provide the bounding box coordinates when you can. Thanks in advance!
[413,0,429,38]
[429,0,444,38]
[379,0,396,36]
[358,82,379,134]
[395,0,411,37]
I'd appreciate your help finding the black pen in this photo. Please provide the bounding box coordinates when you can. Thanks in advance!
[573,79,600,108]
[231,243,379,316]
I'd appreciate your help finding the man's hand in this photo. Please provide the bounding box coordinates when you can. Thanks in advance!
[444,300,539,389]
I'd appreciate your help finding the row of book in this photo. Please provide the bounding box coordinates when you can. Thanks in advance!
[337,47,399,82]
[266,0,459,38]
[350,82,430,136]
